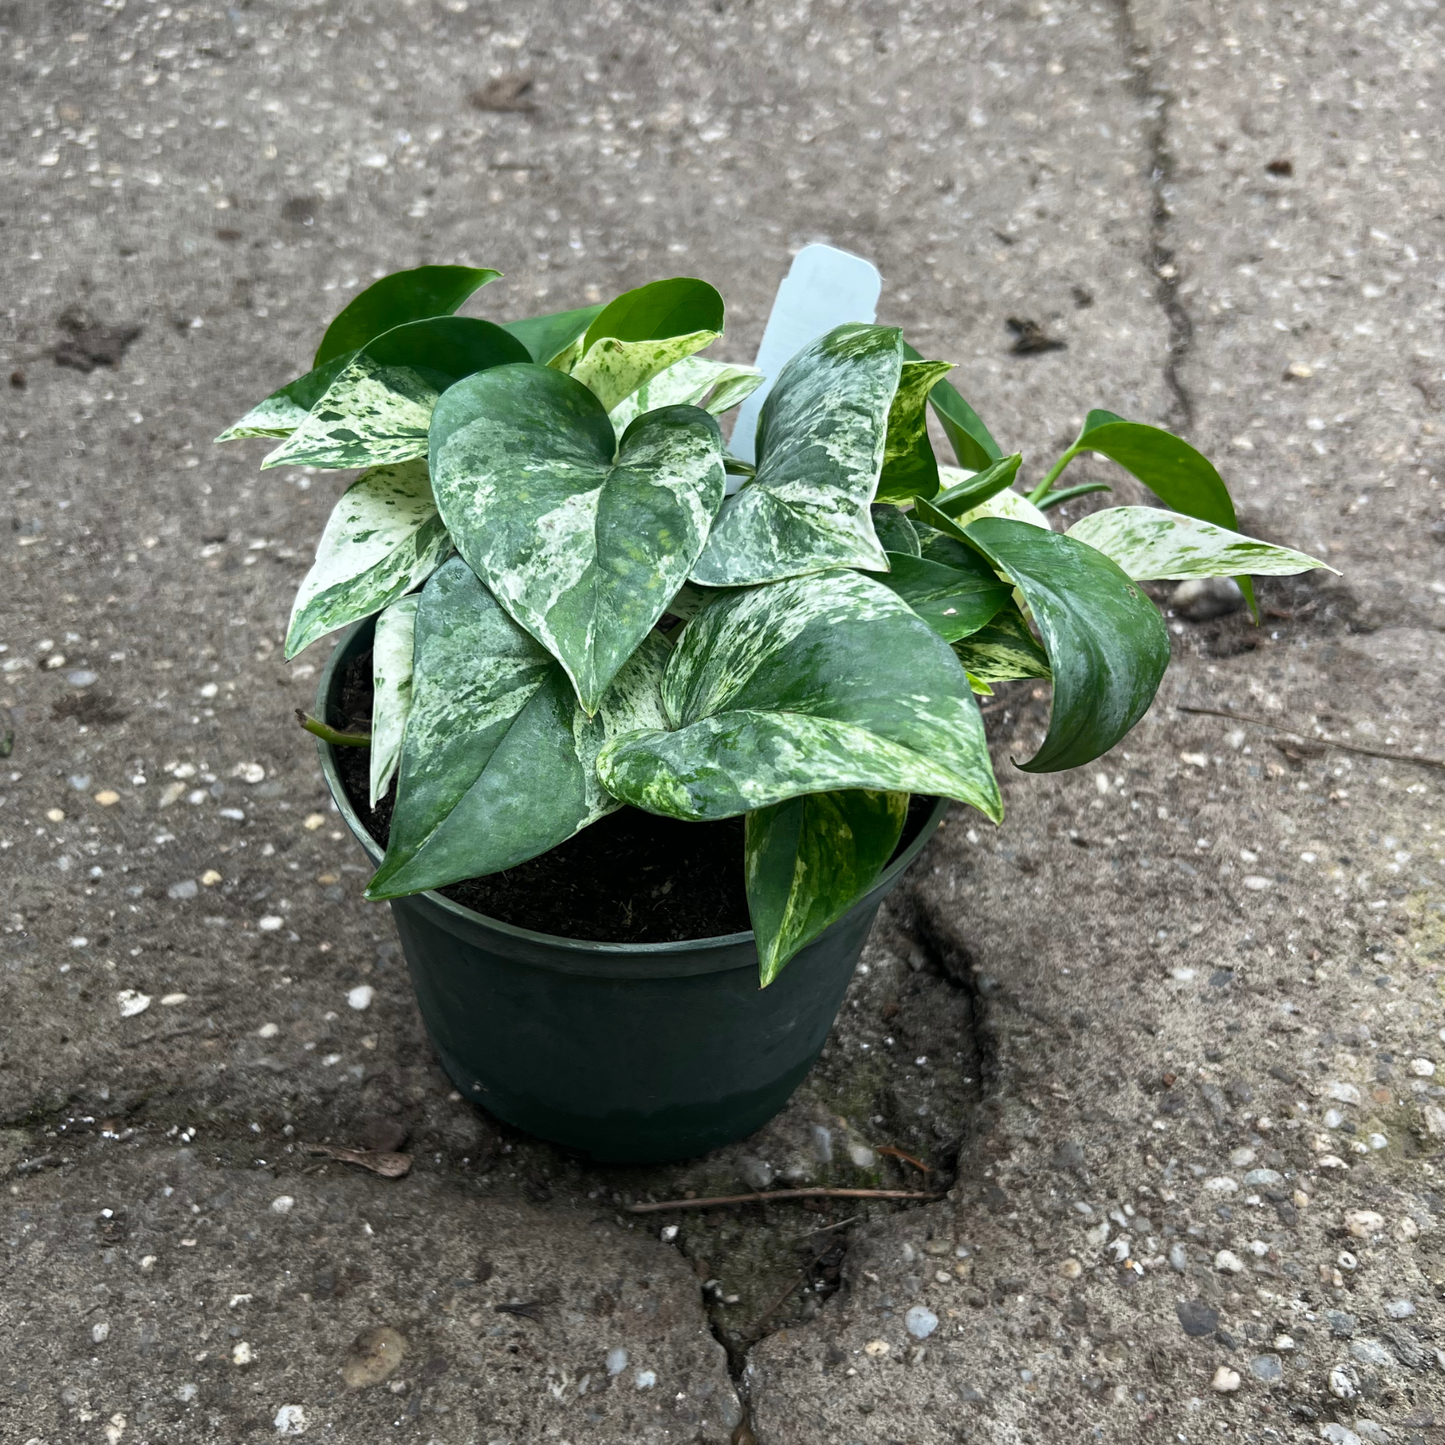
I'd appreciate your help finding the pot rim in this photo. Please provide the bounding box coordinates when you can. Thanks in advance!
[316,616,950,958]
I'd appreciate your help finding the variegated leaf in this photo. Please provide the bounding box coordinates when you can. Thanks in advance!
[214,353,353,443]
[939,468,1051,531]
[369,596,418,808]
[284,459,452,658]
[429,364,726,714]
[570,330,722,414]
[746,789,908,987]
[875,358,953,503]
[964,518,1170,773]
[1066,506,1333,581]
[608,355,764,433]
[262,317,529,471]
[595,568,1001,823]
[951,603,1052,682]
[690,325,903,587]
[365,558,669,900]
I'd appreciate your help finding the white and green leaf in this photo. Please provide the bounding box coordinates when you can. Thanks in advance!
[570,329,722,414]
[950,603,1052,682]
[429,364,726,714]
[284,458,452,658]
[1066,506,1334,581]
[369,596,418,808]
[690,324,904,587]
[940,468,1051,531]
[214,353,353,443]
[365,558,669,900]
[608,355,764,433]
[746,789,908,987]
[596,568,1002,823]
[875,358,953,503]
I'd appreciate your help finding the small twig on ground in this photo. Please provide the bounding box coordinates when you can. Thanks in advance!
[627,1188,943,1214]
[301,1142,411,1178]
[296,709,372,747]
[787,1214,861,1242]
[748,1239,838,1336]
[876,1145,932,1174]
[1177,704,1445,772]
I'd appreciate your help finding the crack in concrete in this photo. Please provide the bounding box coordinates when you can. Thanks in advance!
[1112,0,1196,433]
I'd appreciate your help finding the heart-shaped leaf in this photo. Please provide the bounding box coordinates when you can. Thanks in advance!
[263,317,530,471]
[284,458,452,658]
[904,341,1002,472]
[873,550,1011,643]
[501,301,605,364]
[369,596,418,808]
[875,358,953,503]
[747,789,908,987]
[215,352,353,443]
[596,568,1001,822]
[1066,506,1333,580]
[870,504,920,557]
[690,325,903,587]
[314,265,501,366]
[950,602,1051,683]
[608,355,764,433]
[429,363,725,713]
[963,517,1170,772]
[365,558,669,900]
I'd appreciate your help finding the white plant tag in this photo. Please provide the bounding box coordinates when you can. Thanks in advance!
[728,243,882,475]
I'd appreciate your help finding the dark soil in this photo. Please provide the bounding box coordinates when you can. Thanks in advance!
[332,647,936,944]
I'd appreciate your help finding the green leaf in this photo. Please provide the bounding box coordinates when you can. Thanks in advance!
[870,504,920,557]
[1035,482,1113,513]
[283,458,452,658]
[690,324,903,587]
[365,558,669,900]
[314,265,501,366]
[874,550,1011,643]
[964,518,1170,772]
[567,277,727,413]
[214,352,353,443]
[932,454,1023,517]
[747,789,908,987]
[608,355,764,433]
[582,277,725,351]
[950,603,1052,683]
[429,364,726,714]
[369,596,418,808]
[904,341,1002,471]
[935,470,1051,532]
[875,358,953,503]
[501,302,605,365]
[595,568,1001,823]
[262,317,529,471]
[1071,412,1257,618]
[1066,506,1334,580]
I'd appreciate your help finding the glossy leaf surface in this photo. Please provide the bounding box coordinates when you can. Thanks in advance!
[690,325,902,586]
[932,454,1023,517]
[904,341,1002,472]
[608,355,764,433]
[1066,507,1332,580]
[870,504,920,557]
[746,789,907,986]
[429,364,725,713]
[951,602,1052,682]
[875,358,953,503]
[263,317,529,471]
[366,559,668,899]
[596,569,1001,822]
[369,596,418,808]
[875,550,1011,643]
[964,518,1170,772]
[215,353,352,443]
[502,302,605,365]
[314,265,500,366]
[284,458,451,658]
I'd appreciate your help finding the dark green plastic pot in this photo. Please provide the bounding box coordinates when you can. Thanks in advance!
[317,620,947,1164]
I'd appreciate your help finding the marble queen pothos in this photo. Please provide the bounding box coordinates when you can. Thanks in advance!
[218,266,1332,985]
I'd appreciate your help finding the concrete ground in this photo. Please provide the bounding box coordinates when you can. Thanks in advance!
[2,1,1443,1442]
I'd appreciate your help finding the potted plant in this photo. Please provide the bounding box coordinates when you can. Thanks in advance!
[217,265,1328,1163]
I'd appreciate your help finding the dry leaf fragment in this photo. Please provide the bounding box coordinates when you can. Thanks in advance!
[304,1142,412,1178]
[468,76,536,112]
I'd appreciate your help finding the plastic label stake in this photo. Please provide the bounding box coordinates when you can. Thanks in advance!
[728,243,883,472]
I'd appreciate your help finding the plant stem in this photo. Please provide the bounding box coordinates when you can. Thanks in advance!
[626,1187,943,1213]
[295,709,371,747]
[1026,444,1081,505]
